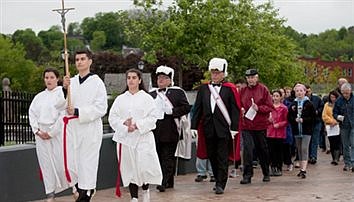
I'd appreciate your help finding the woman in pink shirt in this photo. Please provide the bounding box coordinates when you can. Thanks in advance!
[267,90,288,176]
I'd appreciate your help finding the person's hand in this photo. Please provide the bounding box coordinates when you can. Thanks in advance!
[273,123,279,128]
[296,117,303,123]
[128,123,137,133]
[268,112,273,123]
[330,121,337,127]
[251,98,258,111]
[337,115,344,122]
[123,117,132,126]
[230,131,238,139]
[251,103,258,111]
[36,130,51,140]
[191,129,198,139]
[67,105,75,115]
[63,75,71,89]
[241,107,245,117]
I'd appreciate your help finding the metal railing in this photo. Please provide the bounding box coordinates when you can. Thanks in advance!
[1,91,35,146]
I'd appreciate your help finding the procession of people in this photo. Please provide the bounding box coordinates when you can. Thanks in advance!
[28,50,354,202]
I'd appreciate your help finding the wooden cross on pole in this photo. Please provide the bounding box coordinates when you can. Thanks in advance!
[53,0,74,106]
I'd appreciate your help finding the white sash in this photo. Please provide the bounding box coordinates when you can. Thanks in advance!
[208,84,231,126]
[156,90,182,135]
[156,88,192,159]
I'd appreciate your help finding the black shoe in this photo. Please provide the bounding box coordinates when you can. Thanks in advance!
[331,161,338,166]
[343,166,350,171]
[352,167,354,172]
[76,189,95,202]
[240,178,251,184]
[214,186,224,194]
[297,170,306,178]
[166,183,173,188]
[194,175,207,182]
[209,176,216,182]
[156,185,165,192]
[300,171,306,179]
[309,158,317,165]
[262,175,270,182]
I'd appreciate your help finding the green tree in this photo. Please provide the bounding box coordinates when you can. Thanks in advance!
[81,12,126,51]
[12,28,45,63]
[0,35,41,92]
[67,22,82,36]
[90,31,106,51]
[129,0,304,89]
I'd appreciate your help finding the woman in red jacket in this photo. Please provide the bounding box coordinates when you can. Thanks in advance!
[267,90,288,176]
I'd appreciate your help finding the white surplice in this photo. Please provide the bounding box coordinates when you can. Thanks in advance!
[29,86,68,194]
[109,90,162,187]
[65,74,108,190]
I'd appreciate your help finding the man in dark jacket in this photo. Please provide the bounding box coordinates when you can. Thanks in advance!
[150,65,191,192]
[239,68,273,184]
[191,58,239,194]
[333,83,354,172]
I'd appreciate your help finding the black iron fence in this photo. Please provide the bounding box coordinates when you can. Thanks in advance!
[1,91,35,146]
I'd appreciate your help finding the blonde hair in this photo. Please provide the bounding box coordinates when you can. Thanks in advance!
[294,83,306,91]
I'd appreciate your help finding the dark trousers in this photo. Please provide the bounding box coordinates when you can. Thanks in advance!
[329,135,341,161]
[283,143,292,166]
[156,142,178,187]
[267,138,284,170]
[205,135,230,189]
[242,130,270,179]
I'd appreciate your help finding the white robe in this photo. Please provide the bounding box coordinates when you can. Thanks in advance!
[109,90,162,187]
[28,86,68,194]
[65,74,108,190]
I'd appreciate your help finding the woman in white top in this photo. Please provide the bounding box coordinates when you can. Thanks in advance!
[29,68,68,202]
[109,68,162,202]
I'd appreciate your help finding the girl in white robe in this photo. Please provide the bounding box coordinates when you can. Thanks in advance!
[29,68,68,202]
[109,68,162,202]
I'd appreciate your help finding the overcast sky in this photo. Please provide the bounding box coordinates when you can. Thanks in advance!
[1,0,353,35]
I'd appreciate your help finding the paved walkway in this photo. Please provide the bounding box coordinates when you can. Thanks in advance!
[41,150,354,202]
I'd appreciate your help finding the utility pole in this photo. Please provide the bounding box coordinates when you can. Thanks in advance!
[53,0,74,106]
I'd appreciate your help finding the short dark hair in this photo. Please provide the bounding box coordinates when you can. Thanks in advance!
[75,49,93,59]
[43,67,60,79]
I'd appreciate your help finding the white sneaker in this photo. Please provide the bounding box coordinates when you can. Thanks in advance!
[229,168,238,178]
[142,189,150,202]
[287,164,294,171]
[131,198,138,202]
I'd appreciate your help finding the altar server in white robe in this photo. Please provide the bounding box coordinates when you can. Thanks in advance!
[63,49,108,202]
[29,68,69,202]
[109,68,162,202]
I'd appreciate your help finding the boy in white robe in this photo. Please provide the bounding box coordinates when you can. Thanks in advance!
[29,68,68,202]
[63,49,108,202]
[109,68,162,202]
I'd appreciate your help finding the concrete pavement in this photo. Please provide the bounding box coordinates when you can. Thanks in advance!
[37,150,354,202]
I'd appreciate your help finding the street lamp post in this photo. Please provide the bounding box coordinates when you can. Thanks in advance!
[138,61,144,71]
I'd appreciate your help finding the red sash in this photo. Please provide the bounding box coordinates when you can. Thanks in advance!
[63,115,78,183]
[115,143,122,197]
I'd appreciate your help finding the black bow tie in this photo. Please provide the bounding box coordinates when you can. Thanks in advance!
[158,88,166,92]
[212,83,221,87]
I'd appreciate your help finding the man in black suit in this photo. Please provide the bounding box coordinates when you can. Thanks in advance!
[149,65,191,192]
[191,58,239,194]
